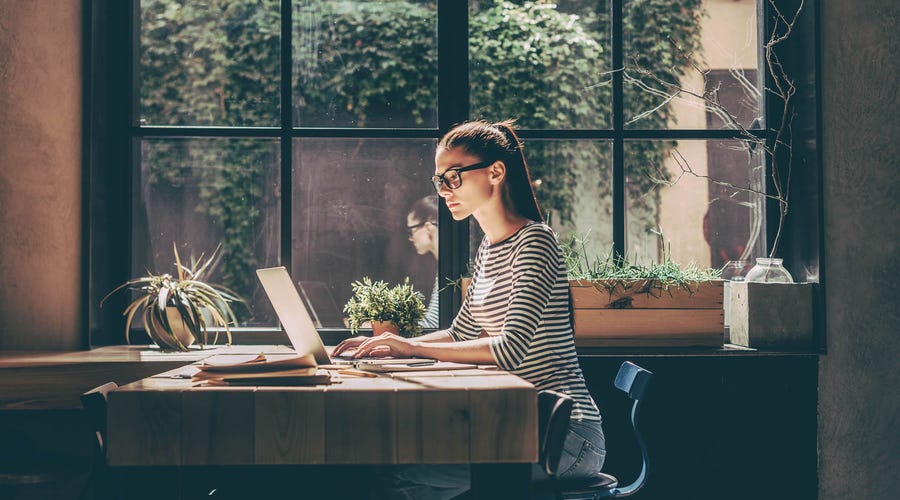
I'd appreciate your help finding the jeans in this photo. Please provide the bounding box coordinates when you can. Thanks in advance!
[380,419,606,500]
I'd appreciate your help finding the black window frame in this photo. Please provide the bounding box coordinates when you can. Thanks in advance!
[85,0,822,346]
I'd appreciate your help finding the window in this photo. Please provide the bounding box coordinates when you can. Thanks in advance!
[88,0,819,342]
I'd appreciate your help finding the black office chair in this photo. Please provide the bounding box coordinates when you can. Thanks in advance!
[80,382,118,499]
[81,382,117,455]
[536,361,653,499]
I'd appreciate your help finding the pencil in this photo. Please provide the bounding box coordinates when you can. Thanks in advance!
[337,368,378,378]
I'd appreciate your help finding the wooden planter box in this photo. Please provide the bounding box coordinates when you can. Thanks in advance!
[461,278,724,348]
[570,280,724,347]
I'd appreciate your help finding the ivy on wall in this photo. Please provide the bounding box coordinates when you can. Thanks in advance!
[139,0,702,320]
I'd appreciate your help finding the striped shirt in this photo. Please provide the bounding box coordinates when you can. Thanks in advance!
[449,222,601,422]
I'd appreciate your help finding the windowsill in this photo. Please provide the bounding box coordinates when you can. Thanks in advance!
[576,343,819,357]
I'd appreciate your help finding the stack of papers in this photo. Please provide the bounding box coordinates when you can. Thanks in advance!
[193,353,332,386]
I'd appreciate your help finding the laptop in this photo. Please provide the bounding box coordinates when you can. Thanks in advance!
[256,267,431,366]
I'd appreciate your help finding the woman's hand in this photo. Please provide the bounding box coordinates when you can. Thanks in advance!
[332,336,370,357]
[351,333,419,359]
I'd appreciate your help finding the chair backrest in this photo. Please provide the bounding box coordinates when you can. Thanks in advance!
[610,361,653,497]
[537,389,574,476]
[80,382,118,454]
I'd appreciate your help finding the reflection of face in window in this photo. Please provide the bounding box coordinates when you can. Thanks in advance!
[406,213,437,259]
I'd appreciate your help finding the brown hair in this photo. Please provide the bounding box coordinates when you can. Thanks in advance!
[437,120,544,223]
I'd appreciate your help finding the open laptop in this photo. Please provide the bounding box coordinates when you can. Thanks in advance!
[256,267,431,366]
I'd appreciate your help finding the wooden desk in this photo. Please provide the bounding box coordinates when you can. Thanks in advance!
[107,364,538,498]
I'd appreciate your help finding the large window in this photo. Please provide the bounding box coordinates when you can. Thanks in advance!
[89,0,819,341]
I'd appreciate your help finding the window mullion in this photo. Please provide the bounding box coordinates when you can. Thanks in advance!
[611,0,625,258]
[280,0,293,272]
[437,0,469,327]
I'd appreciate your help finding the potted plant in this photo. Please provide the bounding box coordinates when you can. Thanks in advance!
[561,237,723,347]
[102,244,244,351]
[343,277,426,338]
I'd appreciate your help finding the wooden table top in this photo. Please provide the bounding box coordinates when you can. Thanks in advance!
[107,363,538,467]
[0,345,298,410]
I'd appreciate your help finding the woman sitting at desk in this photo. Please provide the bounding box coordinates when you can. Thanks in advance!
[333,120,604,499]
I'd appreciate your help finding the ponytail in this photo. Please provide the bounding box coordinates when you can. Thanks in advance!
[492,121,544,223]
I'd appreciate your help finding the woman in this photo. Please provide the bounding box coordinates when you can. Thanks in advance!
[334,120,605,499]
[406,195,440,328]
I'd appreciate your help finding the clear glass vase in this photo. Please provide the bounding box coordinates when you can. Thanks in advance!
[721,260,752,281]
[744,257,794,283]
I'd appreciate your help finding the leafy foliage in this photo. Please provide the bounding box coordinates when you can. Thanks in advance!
[295,1,437,127]
[343,277,427,337]
[139,0,704,318]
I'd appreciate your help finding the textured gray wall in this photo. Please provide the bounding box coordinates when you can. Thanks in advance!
[0,0,83,349]
[820,1,900,499]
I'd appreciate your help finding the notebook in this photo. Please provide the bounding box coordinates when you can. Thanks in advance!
[256,267,431,366]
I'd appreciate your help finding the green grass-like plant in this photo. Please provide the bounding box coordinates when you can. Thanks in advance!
[561,233,722,298]
[343,277,426,338]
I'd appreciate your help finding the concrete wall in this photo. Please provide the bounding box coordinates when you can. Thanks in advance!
[0,0,83,349]
[819,1,900,499]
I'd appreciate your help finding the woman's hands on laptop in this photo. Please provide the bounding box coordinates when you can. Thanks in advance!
[333,333,417,359]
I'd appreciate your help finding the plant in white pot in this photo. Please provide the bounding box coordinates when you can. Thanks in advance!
[102,244,244,351]
[343,277,426,338]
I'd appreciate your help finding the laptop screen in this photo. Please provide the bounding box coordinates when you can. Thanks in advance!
[256,266,434,367]
[256,267,332,365]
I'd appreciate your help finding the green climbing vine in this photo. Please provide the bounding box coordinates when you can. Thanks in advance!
[139,0,703,321]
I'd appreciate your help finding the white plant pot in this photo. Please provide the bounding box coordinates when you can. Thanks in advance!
[147,306,196,351]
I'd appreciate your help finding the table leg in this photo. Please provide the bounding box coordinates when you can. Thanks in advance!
[470,462,531,499]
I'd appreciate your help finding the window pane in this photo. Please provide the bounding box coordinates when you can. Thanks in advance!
[624,0,760,130]
[134,138,281,326]
[293,1,438,128]
[140,0,281,126]
[293,139,438,327]
[467,140,613,266]
[625,140,766,268]
[469,1,611,129]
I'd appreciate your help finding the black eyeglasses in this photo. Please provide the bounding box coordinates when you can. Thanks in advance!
[430,161,493,192]
[406,220,434,236]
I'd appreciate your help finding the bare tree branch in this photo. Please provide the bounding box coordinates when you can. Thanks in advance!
[626,2,803,258]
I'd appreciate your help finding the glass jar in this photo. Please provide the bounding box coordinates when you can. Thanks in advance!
[744,257,794,283]
[721,260,752,336]
[721,260,752,281]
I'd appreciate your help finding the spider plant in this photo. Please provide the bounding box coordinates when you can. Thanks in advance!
[102,243,244,350]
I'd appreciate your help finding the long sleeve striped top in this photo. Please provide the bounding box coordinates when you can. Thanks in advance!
[449,222,601,422]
